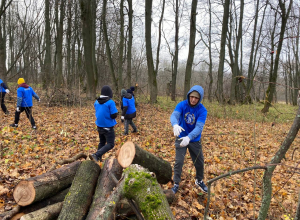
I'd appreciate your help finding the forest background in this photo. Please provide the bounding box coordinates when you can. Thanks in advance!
[0,0,300,219]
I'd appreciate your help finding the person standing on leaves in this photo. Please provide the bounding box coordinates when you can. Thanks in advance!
[121,89,137,135]
[10,78,40,129]
[170,85,208,194]
[120,89,127,111]
[0,78,10,115]
[89,85,118,162]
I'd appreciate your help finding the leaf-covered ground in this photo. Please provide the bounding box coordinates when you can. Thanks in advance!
[0,100,299,219]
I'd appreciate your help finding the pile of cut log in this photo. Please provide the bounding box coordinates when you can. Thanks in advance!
[0,141,175,220]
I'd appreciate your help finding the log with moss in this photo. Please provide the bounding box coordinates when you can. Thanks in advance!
[13,161,81,206]
[117,141,172,184]
[118,164,174,220]
[57,160,101,220]
[86,158,123,220]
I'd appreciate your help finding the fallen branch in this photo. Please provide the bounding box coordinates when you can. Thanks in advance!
[49,152,87,171]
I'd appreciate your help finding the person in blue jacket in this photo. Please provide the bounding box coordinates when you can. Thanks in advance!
[89,85,118,162]
[170,85,208,194]
[120,89,127,111]
[0,78,10,115]
[121,89,137,135]
[10,78,40,129]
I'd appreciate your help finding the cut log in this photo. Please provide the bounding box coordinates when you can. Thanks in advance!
[122,164,174,219]
[86,158,123,220]
[57,160,101,220]
[9,188,69,220]
[117,141,172,184]
[20,202,63,220]
[13,161,81,206]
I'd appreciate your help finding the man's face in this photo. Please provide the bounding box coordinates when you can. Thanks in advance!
[189,95,200,106]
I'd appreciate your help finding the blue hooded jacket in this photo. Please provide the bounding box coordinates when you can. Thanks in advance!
[17,85,39,107]
[170,85,207,142]
[0,79,8,93]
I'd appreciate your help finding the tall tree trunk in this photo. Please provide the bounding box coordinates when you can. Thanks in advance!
[216,0,230,103]
[56,0,65,86]
[126,0,133,88]
[208,0,213,102]
[118,0,124,91]
[102,0,118,91]
[0,0,9,81]
[80,0,98,99]
[66,0,72,87]
[183,0,197,99]
[262,0,293,113]
[145,0,157,104]
[171,0,179,101]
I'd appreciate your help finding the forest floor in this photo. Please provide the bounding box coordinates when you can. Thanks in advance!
[0,97,299,220]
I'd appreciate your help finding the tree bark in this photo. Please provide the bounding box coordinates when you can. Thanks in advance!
[126,0,133,88]
[86,158,123,220]
[258,105,300,219]
[13,161,81,206]
[171,0,179,101]
[122,164,174,219]
[117,141,172,184]
[57,160,100,220]
[20,202,63,220]
[183,0,197,99]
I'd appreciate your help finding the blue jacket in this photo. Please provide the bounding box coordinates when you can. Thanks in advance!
[122,93,136,119]
[94,96,118,128]
[0,79,8,93]
[17,85,39,107]
[170,85,207,142]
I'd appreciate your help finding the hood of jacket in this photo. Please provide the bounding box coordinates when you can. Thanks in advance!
[186,85,204,107]
[18,83,29,88]
[97,95,110,104]
[124,92,132,99]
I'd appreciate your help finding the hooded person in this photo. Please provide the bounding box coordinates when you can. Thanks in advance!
[10,78,40,129]
[0,78,10,115]
[120,89,127,111]
[169,85,208,194]
[89,85,118,162]
[121,89,137,135]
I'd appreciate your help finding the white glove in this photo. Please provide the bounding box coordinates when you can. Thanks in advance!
[5,89,9,94]
[173,124,185,136]
[179,136,190,147]
[121,116,124,120]
[16,107,20,112]
[38,99,40,102]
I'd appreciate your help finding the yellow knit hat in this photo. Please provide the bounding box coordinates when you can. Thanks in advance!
[17,78,25,85]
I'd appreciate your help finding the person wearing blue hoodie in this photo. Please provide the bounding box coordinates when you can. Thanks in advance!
[0,78,10,115]
[10,78,40,129]
[170,85,208,194]
[121,89,137,135]
[89,85,118,162]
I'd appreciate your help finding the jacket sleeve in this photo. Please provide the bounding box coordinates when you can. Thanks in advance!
[32,89,39,100]
[109,100,118,119]
[0,82,8,90]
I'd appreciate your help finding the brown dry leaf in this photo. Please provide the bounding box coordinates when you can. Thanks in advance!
[0,186,9,196]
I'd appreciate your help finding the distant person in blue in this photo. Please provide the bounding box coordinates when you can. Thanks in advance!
[89,85,118,162]
[10,78,40,129]
[121,89,137,135]
[120,89,127,111]
[170,85,207,194]
[0,78,10,115]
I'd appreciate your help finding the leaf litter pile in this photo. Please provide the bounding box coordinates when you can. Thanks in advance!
[0,101,299,219]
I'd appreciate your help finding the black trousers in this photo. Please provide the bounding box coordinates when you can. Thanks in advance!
[0,92,7,113]
[95,126,115,160]
[14,107,36,126]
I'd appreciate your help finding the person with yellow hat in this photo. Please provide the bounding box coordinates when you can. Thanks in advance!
[0,78,10,115]
[170,85,208,194]
[10,78,40,129]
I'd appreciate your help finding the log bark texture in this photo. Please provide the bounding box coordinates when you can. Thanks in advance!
[13,161,81,206]
[117,141,172,184]
[123,164,174,219]
[57,160,100,220]
[86,158,123,220]
[20,202,63,220]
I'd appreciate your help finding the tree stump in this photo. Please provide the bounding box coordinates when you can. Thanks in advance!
[20,202,63,220]
[86,158,123,220]
[122,164,174,219]
[57,160,101,220]
[117,141,172,184]
[13,161,81,206]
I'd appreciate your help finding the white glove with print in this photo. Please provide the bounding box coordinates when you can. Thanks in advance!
[5,89,9,94]
[179,136,190,147]
[16,107,20,112]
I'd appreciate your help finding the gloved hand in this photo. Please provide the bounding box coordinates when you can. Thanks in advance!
[38,99,40,102]
[121,116,124,123]
[16,107,20,112]
[179,136,190,147]
[5,89,9,94]
[173,124,185,136]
